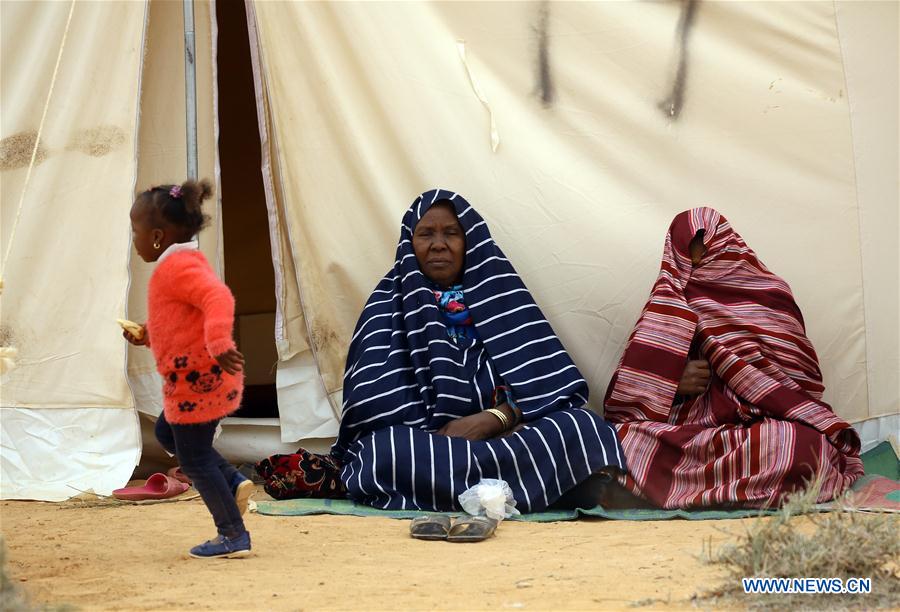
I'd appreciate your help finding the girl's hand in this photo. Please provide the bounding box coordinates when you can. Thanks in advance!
[676,359,711,395]
[122,326,148,346]
[215,348,245,375]
[436,412,504,441]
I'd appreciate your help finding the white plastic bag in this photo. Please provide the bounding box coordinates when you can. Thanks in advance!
[458,478,520,521]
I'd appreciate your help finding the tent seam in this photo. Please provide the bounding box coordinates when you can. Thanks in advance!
[831,0,873,422]
[121,0,154,476]
[210,0,225,277]
[245,0,288,350]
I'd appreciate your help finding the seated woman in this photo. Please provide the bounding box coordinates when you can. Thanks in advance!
[604,207,863,509]
[324,188,626,514]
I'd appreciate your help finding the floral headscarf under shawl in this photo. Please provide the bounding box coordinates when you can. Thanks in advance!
[431,284,478,343]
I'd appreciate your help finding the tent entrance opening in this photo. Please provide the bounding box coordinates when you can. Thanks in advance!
[217,0,277,419]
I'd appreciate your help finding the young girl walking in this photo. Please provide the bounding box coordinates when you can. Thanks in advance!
[125,179,253,558]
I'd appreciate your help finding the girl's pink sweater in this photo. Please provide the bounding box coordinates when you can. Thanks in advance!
[147,250,243,424]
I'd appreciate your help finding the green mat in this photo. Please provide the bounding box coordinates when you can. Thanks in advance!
[861,440,900,481]
[255,441,899,522]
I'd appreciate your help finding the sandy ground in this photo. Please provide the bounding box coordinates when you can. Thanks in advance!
[1,489,749,611]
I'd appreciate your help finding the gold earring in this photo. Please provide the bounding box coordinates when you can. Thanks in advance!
[153,241,161,250]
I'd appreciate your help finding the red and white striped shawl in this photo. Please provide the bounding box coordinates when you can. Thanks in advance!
[604,208,863,508]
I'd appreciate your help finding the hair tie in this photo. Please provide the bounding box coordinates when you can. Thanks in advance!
[169,185,183,199]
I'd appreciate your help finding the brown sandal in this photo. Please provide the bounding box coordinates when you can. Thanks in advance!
[447,516,497,542]
[409,515,452,540]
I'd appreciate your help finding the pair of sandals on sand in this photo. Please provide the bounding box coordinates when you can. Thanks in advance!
[112,467,192,501]
[409,515,498,542]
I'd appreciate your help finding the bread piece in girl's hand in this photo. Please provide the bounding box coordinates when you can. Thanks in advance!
[117,318,145,340]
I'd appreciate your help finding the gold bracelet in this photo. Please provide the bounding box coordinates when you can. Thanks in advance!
[485,408,510,431]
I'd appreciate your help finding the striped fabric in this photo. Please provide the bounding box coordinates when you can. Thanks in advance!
[334,189,625,512]
[604,208,864,509]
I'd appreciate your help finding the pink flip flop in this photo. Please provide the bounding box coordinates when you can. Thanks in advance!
[167,466,192,485]
[113,473,189,501]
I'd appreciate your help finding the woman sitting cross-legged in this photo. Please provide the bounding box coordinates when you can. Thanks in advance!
[258,189,626,521]
[603,207,864,509]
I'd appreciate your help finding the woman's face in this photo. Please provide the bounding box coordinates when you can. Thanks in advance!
[689,230,707,266]
[412,203,465,287]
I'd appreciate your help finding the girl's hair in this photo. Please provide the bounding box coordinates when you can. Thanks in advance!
[138,178,212,236]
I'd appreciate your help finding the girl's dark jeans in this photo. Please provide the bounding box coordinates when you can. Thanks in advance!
[155,413,246,538]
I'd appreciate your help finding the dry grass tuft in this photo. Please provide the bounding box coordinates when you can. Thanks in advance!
[697,481,900,610]
[56,485,199,510]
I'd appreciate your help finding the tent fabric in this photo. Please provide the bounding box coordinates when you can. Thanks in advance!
[1,0,146,499]
[834,1,899,422]
[249,1,894,429]
[1,0,144,408]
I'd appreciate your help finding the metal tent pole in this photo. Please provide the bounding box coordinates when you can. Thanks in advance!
[183,0,198,179]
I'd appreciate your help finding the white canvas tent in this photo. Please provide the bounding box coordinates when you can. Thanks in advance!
[1,0,897,501]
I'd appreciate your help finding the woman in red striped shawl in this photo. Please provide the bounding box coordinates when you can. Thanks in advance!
[604,208,863,509]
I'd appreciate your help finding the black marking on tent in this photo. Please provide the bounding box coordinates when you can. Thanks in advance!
[658,0,699,121]
[534,1,555,108]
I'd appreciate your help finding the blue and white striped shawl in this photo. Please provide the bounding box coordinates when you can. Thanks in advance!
[332,189,589,461]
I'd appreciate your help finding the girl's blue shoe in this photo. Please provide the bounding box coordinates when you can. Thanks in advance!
[189,531,252,559]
